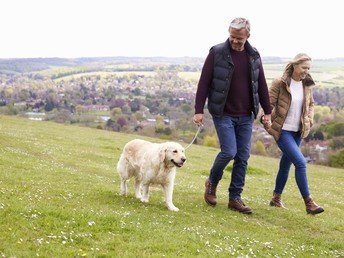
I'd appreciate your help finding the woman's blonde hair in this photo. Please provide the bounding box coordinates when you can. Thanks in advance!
[284,53,312,75]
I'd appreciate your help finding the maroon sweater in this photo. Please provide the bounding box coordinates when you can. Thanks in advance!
[195,47,271,117]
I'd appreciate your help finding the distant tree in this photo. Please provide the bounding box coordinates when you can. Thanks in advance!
[18,89,30,101]
[204,135,218,148]
[75,105,86,114]
[132,87,141,96]
[305,130,324,141]
[326,122,344,137]
[314,105,331,116]
[253,140,267,156]
[106,119,120,131]
[53,109,70,123]
[130,98,141,112]
[121,105,131,115]
[135,111,143,122]
[154,114,168,134]
[111,107,122,116]
[44,101,55,112]
[313,131,325,140]
[330,148,344,168]
[44,92,59,112]
[180,104,192,114]
[313,113,321,123]
[328,136,344,150]
[155,126,172,136]
[110,98,126,109]
[5,104,18,115]
[155,114,164,124]
[117,116,127,128]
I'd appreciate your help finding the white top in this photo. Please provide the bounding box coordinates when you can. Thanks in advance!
[282,79,304,132]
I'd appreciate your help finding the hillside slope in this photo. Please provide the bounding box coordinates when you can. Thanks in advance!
[0,116,343,257]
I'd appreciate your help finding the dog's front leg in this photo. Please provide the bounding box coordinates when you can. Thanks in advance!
[163,184,179,212]
[120,179,128,195]
[140,182,150,203]
[134,177,142,199]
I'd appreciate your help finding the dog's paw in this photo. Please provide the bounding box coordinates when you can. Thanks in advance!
[168,205,179,212]
[140,198,149,203]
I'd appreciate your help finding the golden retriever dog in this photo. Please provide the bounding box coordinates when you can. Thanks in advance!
[117,139,186,211]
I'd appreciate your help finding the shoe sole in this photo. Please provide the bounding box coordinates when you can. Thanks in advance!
[228,207,252,214]
[307,209,325,215]
[270,201,285,208]
[204,197,216,206]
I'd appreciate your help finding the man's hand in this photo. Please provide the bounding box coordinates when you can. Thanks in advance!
[262,114,272,129]
[193,113,204,127]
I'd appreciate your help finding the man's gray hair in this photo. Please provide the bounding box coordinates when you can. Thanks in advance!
[229,17,250,33]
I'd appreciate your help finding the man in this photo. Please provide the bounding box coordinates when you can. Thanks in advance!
[193,17,271,214]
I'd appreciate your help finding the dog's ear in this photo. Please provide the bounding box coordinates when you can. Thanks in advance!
[159,145,167,163]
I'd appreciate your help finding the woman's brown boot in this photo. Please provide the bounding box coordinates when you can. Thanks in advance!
[270,192,285,208]
[304,196,324,215]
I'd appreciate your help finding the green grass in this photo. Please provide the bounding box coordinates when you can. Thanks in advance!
[0,115,343,257]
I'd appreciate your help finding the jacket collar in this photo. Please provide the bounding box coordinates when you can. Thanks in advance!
[223,39,258,58]
[281,73,315,87]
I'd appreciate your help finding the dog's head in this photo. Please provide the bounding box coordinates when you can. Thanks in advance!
[160,142,186,168]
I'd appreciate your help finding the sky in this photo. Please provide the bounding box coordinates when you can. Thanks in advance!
[1,0,344,60]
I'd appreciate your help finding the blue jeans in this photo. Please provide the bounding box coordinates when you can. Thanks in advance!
[275,130,310,198]
[209,115,253,199]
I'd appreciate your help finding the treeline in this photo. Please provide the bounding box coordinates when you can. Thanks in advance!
[1,57,344,168]
[0,56,205,74]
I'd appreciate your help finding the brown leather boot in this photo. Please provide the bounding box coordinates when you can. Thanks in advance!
[204,179,217,206]
[270,192,285,208]
[228,198,252,214]
[304,196,324,215]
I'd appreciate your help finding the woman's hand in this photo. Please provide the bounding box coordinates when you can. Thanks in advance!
[261,114,272,129]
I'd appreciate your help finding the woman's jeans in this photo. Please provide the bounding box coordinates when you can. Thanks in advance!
[210,115,253,199]
[275,130,310,198]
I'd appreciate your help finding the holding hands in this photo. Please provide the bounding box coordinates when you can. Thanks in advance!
[261,114,272,129]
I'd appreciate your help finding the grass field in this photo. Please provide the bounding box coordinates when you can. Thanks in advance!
[0,116,343,257]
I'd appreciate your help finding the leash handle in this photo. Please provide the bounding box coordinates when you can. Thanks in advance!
[185,125,202,150]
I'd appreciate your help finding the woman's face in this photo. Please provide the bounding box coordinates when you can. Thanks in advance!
[292,60,311,81]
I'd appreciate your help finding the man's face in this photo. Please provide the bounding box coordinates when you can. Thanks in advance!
[229,28,250,51]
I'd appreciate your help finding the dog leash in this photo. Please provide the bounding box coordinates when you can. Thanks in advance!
[185,125,202,150]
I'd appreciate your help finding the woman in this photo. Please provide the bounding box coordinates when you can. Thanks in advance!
[262,53,324,215]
